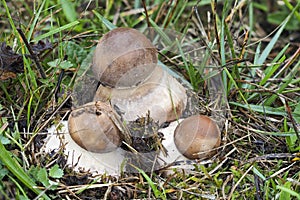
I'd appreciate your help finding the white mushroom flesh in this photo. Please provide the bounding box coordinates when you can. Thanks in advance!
[94,66,187,125]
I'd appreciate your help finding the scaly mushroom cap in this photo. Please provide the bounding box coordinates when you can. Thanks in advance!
[94,66,187,125]
[92,27,157,88]
[68,102,121,153]
[174,115,221,159]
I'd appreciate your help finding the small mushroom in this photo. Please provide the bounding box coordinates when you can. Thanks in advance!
[174,115,221,159]
[92,27,157,88]
[94,66,187,125]
[68,101,121,153]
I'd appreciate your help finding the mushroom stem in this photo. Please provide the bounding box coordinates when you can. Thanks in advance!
[94,66,187,125]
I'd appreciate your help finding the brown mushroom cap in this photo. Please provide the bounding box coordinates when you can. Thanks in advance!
[174,115,221,159]
[68,102,121,153]
[92,27,157,88]
[94,66,187,125]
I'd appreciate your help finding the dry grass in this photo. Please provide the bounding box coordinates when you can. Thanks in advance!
[0,0,299,199]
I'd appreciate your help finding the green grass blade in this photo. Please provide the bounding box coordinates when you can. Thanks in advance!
[224,68,248,105]
[229,102,288,117]
[1,0,19,37]
[173,1,188,25]
[175,39,197,89]
[253,130,298,137]
[93,10,116,31]
[32,21,80,42]
[198,42,215,74]
[248,44,289,101]
[257,2,300,65]
[253,42,261,65]
[27,0,46,40]
[247,1,254,51]
[252,167,266,181]
[270,43,290,65]
[264,58,300,106]
[133,166,166,200]
[277,184,300,199]
[259,55,286,85]
[286,98,300,151]
[0,142,50,200]
[0,83,15,106]
[260,45,289,85]
[160,1,174,28]
[219,0,229,95]
[224,22,240,89]
[149,18,173,45]
[282,0,300,22]
[60,0,78,22]
[8,175,29,199]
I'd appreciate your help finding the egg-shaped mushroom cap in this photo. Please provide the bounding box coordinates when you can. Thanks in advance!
[68,102,121,153]
[92,27,157,88]
[174,115,221,159]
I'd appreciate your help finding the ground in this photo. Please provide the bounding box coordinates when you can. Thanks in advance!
[0,0,299,199]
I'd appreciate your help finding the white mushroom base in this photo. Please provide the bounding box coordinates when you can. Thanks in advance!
[44,120,193,176]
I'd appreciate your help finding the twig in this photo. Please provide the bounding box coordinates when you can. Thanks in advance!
[242,153,295,165]
[141,0,151,28]
[54,69,65,101]
[285,98,300,146]
[17,28,46,78]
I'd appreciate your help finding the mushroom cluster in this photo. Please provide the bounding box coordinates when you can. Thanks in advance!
[67,27,221,166]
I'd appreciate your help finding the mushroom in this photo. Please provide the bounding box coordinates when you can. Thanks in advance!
[94,66,187,125]
[92,27,187,125]
[173,115,221,159]
[68,101,122,153]
[45,121,126,175]
[92,27,158,88]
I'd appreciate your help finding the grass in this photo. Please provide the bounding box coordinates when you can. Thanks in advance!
[0,0,300,199]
